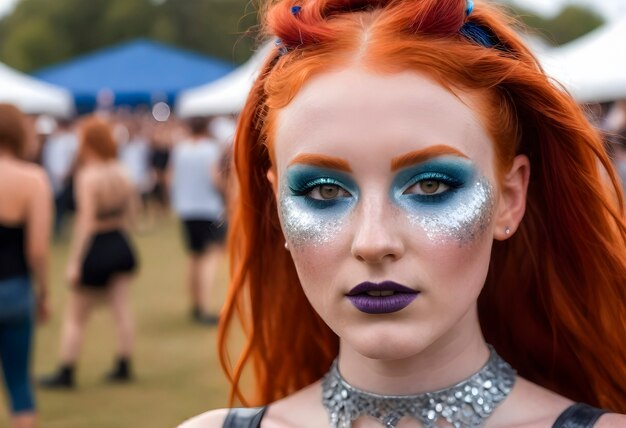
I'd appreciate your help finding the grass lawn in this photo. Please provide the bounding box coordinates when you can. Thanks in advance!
[1,214,233,427]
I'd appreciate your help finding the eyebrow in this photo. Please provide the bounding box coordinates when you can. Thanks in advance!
[390,145,469,171]
[288,153,353,172]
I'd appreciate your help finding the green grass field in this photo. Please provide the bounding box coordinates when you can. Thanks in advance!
[1,214,232,427]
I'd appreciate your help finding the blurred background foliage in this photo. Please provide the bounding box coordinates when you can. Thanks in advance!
[509,3,605,46]
[0,0,605,73]
[0,0,260,72]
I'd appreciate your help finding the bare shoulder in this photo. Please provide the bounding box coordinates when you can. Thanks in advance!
[178,408,229,428]
[15,160,47,185]
[597,413,626,428]
[263,381,327,428]
[11,161,50,197]
[489,377,573,427]
[76,166,98,185]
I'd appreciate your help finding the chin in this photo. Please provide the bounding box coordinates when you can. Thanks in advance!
[343,327,436,361]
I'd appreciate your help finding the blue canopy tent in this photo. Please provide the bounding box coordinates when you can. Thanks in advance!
[33,39,234,113]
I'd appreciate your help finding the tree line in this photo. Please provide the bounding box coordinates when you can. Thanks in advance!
[0,0,604,73]
[0,0,260,72]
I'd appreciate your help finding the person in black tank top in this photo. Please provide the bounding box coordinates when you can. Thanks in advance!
[0,104,53,428]
[0,225,28,279]
[179,1,626,427]
[40,116,138,391]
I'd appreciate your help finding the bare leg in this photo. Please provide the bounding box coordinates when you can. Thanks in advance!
[108,275,134,358]
[198,245,222,314]
[11,412,36,428]
[187,254,202,313]
[59,289,97,363]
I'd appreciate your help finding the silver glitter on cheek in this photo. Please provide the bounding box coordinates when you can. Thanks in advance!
[406,178,495,245]
[278,181,349,247]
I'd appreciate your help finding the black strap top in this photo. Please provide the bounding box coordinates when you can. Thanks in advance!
[0,224,28,280]
[552,403,607,428]
[222,407,267,428]
[222,403,606,428]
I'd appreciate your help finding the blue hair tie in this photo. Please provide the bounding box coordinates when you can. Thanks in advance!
[460,21,497,48]
[291,5,302,15]
[275,38,288,55]
[465,0,474,16]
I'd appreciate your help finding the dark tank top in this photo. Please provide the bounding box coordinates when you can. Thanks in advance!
[0,224,28,280]
[222,403,606,428]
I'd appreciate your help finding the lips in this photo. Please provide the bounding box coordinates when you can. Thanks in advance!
[346,281,419,314]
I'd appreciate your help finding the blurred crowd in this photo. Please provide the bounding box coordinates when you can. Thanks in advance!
[0,105,233,428]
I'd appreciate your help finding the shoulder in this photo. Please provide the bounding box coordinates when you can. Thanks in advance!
[262,381,327,428]
[489,377,573,427]
[111,162,132,180]
[596,413,626,428]
[15,161,50,193]
[76,166,98,183]
[178,408,229,428]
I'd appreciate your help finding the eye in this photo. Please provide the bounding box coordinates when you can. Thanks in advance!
[404,180,451,196]
[308,184,351,200]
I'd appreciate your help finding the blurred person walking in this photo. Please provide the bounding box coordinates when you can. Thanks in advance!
[41,119,78,239]
[0,104,52,428]
[148,121,173,220]
[119,117,153,231]
[169,117,225,325]
[39,116,138,389]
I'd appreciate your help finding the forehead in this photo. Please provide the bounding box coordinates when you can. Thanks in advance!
[273,66,495,175]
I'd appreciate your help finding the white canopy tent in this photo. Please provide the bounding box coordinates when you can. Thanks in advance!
[0,62,74,117]
[539,16,626,103]
[176,43,272,118]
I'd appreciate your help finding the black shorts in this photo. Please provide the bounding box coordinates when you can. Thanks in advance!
[80,230,138,288]
[181,219,226,254]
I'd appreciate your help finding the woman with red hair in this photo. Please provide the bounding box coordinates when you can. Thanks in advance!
[40,116,138,389]
[183,0,626,426]
[0,104,52,428]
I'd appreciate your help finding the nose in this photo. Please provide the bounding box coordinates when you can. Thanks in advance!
[351,197,405,264]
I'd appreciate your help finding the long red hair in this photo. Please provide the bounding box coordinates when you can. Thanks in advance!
[78,116,117,162]
[219,0,626,410]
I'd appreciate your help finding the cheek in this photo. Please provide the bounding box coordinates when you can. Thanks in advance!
[277,185,352,308]
[399,178,495,245]
[399,178,496,299]
[278,182,353,247]
[421,233,493,296]
[286,241,347,321]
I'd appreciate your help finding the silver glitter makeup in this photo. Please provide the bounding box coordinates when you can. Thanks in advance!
[278,181,348,247]
[406,178,495,245]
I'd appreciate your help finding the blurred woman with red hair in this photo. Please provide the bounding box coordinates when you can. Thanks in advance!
[182,0,626,426]
[0,104,52,428]
[40,116,138,389]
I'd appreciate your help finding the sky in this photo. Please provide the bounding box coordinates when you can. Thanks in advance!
[0,0,625,20]
[0,0,17,18]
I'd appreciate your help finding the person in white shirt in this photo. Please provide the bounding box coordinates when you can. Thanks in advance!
[41,120,78,238]
[169,117,226,325]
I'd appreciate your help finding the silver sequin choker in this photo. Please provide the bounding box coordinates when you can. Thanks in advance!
[321,346,516,428]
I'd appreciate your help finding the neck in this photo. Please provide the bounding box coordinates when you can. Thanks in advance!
[336,307,489,395]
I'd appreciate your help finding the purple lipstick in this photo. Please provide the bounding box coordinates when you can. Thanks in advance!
[346,281,419,314]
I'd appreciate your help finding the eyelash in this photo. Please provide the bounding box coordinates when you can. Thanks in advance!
[402,172,464,196]
[289,177,351,197]
[288,172,464,200]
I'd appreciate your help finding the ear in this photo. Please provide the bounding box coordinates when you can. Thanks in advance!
[493,154,530,241]
[266,168,278,196]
